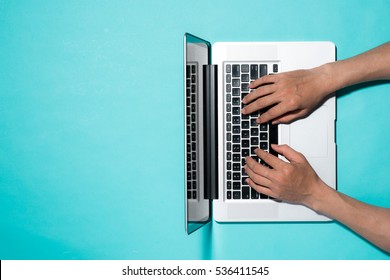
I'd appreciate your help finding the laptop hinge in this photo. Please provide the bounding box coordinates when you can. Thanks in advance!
[203,64,218,200]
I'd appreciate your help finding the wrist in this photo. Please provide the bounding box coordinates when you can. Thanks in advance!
[304,178,335,214]
[313,62,340,97]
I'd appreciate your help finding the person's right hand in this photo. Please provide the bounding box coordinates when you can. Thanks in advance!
[241,66,332,124]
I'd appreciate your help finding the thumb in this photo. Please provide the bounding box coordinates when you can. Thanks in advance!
[271,144,305,163]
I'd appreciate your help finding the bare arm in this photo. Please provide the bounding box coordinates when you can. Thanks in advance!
[242,42,390,124]
[245,145,390,253]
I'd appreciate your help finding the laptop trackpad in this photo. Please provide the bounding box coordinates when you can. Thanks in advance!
[290,106,328,158]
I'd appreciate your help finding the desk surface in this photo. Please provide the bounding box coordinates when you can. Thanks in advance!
[1,0,390,259]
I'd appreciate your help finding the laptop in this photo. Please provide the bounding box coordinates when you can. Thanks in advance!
[184,33,336,234]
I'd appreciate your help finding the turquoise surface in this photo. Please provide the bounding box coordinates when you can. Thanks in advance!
[1,0,390,259]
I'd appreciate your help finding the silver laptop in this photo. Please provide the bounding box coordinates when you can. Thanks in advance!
[184,33,336,234]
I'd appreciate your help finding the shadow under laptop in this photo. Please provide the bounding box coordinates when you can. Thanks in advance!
[200,221,213,260]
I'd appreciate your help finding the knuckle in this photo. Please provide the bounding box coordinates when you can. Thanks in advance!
[281,165,293,176]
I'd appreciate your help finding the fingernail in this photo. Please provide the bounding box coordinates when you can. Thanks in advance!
[256,118,261,123]
[241,108,246,114]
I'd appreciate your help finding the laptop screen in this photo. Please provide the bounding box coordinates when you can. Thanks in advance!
[184,33,212,234]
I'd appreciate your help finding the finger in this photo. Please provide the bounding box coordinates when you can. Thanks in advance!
[256,103,291,124]
[242,84,276,104]
[254,148,284,170]
[246,178,274,197]
[245,163,272,186]
[241,95,279,115]
[245,156,273,179]
[270,144,305,163]
[248,74,277,89]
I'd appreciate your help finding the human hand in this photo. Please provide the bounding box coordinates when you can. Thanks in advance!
[245,144,324,207]
[241,67,331,124]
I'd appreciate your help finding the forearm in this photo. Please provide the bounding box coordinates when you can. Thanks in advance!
[308,181,390,252]
[318,42,390,96]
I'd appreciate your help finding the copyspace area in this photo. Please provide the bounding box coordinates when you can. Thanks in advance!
[0,0,389,259]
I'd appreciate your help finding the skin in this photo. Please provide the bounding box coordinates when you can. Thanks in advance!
[242,42,390,253]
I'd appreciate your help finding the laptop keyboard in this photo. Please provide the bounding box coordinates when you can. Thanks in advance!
[186,62,198,200]
[224,62,279,200]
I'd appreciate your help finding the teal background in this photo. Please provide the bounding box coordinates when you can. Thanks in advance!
[1,0,390,259]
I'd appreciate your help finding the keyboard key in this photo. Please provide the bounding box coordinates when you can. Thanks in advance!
[233,182,241,190]
[233,88,240,96]
[260,64,268,77]
[232,79,240,87]
[241,73,249,82]
[227,191,232,199]
[233,163,240,171]
[233,116,240,124]
[242,139,250,147]
[260,141,268,150]
[226,74,231,83]
[227,162,232,170]
[242,149,250,157]
[242,121,250,129]
[242,113,249,120]
[226,104,231,112]
[242,187,250,199]
[250,118,258,126]
[233,172,240,180]
[233,125,240,134]
[232,98,240,105]
[226,64,231,73]
[232,107,240,115]
[233,153,240,162]
[251,188,260,199]
[251,137,259,145]
[226,94,231,102]
[250,64,258,79]
[241,83,249,91]
[251,127,259,136]
[260,132,268,140]
[233,135,240,143]
[226,84,231,92]
[233,145,240,152]
[273,64,278,73]
[260,123,268,131]
[260,193,268,199]
[232,64,240,77]
[242,130,250,138]
[226,113,231,122]
[226,123,231,132]
[241,64,249,73]
[233,191,241,199]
